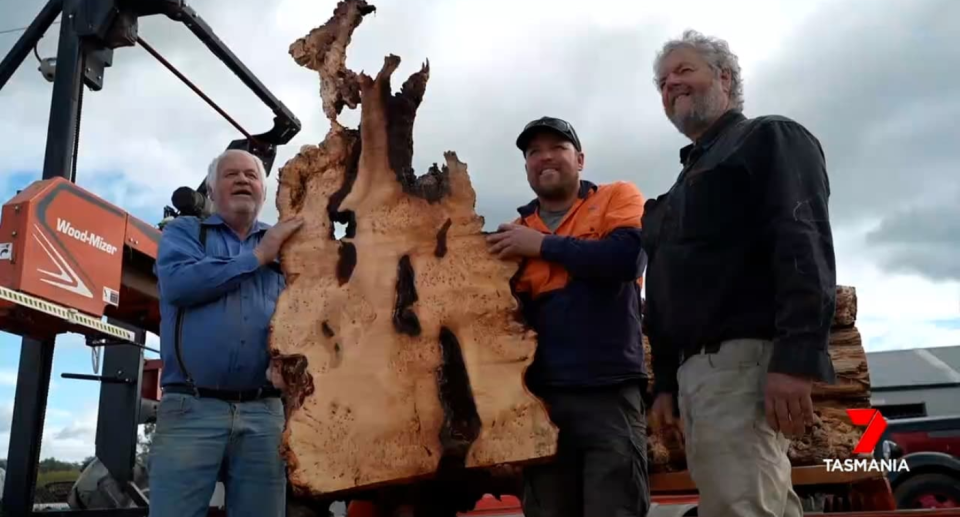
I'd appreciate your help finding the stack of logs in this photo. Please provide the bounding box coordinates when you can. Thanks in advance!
[644,285,872,472]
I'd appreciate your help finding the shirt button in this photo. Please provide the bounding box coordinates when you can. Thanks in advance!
[241,340,246,345]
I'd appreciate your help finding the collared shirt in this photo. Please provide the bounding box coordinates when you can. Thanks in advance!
[641,110,838,396]
[155,214,283,391]
[513,180,648,389]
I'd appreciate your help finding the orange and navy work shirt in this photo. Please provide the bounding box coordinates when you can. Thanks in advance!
[512,179,648,389]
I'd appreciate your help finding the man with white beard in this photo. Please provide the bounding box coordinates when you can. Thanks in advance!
[641,30,838,516]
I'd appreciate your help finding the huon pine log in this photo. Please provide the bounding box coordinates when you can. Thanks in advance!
[267,0,557,501]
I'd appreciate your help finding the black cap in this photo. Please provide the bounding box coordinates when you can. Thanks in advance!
[516,116,582,154]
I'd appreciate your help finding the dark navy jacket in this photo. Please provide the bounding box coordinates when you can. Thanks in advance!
[642,110,838,396]
[513,180,648,390]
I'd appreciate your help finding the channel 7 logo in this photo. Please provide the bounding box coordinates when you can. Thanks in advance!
[847,408,888,454]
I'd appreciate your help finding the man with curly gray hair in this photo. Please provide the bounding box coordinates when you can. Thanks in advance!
[641,30,838,516]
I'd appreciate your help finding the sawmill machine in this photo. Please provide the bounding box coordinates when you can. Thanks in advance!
[0,0,300,514]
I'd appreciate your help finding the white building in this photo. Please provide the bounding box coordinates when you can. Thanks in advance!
[867,345,960,419]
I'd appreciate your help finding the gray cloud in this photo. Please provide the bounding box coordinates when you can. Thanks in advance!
[746,0,960,222]
[2,0,957,281]
[53,423,92,441]
[865,194,960,281]
[738,0,960,280]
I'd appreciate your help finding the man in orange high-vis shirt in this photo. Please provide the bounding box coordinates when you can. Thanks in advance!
[487,116,651,517]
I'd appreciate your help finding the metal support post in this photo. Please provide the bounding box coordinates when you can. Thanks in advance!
[95,321,146,488]
[2,1,86,513]
[1,339,56,516]
[42,0,86,182]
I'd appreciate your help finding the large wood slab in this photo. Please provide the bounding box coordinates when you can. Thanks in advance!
[268,0,557,500]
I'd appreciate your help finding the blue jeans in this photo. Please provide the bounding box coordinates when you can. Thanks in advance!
[147,392,287,517]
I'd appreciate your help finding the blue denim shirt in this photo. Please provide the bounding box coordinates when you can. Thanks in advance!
[155,214,283,391]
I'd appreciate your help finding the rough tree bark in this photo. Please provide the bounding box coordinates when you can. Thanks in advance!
[644,285,872,472]
[268,0,557,502]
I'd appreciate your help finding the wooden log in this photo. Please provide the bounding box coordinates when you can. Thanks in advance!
[812,327,870,401]
[788,400,872,466]
[269,0,557,500]
[642,285,864,398]
[835,285,858,328]
[646,369,872,470]
[642,286,870,472]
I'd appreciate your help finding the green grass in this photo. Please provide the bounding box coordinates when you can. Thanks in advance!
[37,470,79,487]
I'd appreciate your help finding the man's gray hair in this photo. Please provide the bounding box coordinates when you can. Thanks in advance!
[653,29,745,112]
[205,149,267,199]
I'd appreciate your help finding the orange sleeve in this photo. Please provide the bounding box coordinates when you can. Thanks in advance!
[600,181,645,236]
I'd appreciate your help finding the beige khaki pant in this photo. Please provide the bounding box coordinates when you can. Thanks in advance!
[677,339,804,517]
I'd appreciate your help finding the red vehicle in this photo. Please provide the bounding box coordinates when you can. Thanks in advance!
[878,415,960,510]
[340,461,949,516]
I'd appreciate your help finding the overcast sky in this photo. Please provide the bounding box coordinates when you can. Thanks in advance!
[1,0,958,462]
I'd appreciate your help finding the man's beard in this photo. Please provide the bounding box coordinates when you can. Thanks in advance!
[532,175,579,201]
[668,83,729,140]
